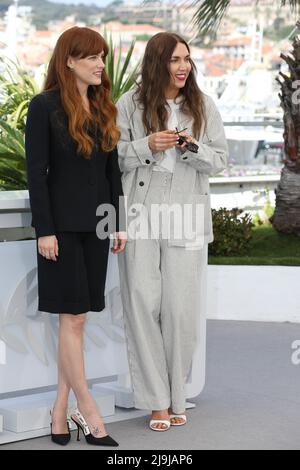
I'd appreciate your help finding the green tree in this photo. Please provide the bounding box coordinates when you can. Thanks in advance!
[0,57,38,190]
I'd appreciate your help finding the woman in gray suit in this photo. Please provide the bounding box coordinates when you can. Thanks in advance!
[116,32,228,431]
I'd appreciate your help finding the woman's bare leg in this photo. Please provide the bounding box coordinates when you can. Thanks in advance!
[57,313,108,437]
[51,324,71,434]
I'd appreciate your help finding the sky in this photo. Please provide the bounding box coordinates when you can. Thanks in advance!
[50,0,112,5]
[50,0,140,6]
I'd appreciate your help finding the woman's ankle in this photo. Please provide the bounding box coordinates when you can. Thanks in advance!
[77,398,99,416]
[52,401,68,415]
[151,409,169,417]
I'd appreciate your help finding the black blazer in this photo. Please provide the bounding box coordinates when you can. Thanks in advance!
[25,90,124,238]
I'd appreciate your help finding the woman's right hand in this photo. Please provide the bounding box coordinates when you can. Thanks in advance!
[38,235,59,261]
[148,130,178,152]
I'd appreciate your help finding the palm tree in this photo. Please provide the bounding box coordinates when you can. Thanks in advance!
[190,0,300,40]
[190,0,300,235]
[270,31,300,234]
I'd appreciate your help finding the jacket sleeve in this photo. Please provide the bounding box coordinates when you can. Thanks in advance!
[178,97,229,176]
[116,95,159,173]
[25,94,56,238]
[106,147,126,232]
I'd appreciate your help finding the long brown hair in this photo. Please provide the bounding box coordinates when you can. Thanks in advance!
[135,32,206,139]
[44,26,120,158]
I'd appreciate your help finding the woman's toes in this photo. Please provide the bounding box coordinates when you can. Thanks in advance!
[170,416,186,425]
[156,423,162,429]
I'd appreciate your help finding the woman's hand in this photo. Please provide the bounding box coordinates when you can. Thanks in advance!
[175,131,198,153]
[148,130,178,152]
[111,231,127,254]
[38,235,59,261]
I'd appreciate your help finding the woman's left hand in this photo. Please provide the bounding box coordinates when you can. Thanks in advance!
[176,131,198,152]
[111,231,127,253]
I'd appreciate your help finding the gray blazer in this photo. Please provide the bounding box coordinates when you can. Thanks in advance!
[116,88,229,248]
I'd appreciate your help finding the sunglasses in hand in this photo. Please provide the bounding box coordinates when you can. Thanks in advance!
[175,127,199,154]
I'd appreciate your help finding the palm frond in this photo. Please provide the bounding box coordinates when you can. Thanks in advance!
[103,31,140,102]
[114,39,137,100]
[0,56,38,132]
[190,0,231,39]
[190,0,300,39]
[281,0,300,12]
[105,32,115,91]
[0,120,25,154]
[0,162,27,187]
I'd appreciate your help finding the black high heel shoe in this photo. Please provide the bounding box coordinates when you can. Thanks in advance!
[71,408,119,447]
[50,410,71,446]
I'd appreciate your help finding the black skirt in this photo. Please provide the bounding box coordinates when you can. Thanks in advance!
[36,232,110,314]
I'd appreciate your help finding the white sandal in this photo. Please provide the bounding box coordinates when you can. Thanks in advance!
[149,419,171,432]
[169,414,187,426]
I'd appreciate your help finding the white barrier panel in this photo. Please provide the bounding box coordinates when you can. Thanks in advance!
[207,264,300,323]
[0,340,5,365]
[0,390,115,433]
[0,239,206,398]
[0,240,129,393]
[0,195,206,443]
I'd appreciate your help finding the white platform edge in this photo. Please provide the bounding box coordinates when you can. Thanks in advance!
[0,340,6,365]
[0,389,114,434]
[0,408,148,445]
[207,264,300,323]
[0,402,196,445]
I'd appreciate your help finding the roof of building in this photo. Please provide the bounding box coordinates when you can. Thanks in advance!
[103,21,164,33]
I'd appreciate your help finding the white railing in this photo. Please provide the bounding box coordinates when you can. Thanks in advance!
[0,172,281,232]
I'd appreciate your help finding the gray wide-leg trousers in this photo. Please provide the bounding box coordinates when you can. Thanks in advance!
[118,172,208,413]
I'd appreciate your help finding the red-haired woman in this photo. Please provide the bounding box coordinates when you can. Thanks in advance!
[25,27,126,447]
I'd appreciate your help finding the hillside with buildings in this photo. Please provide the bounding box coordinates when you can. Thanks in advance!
[0,0,297,126]
[1,0,295,175]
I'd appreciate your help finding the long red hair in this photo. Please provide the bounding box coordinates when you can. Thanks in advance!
[44,26,120,158]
